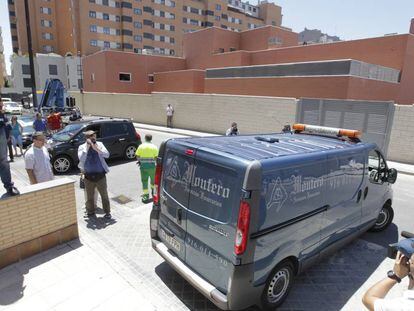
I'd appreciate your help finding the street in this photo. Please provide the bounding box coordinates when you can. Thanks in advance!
[4,125,414,311]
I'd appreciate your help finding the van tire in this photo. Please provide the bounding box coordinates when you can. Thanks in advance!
[369,203,394,232]
[261,260,295,310]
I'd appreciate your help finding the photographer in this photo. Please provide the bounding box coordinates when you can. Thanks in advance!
[363,239,414,310]
[226,122,239,136]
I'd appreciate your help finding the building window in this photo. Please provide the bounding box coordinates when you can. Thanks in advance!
[183,5,187,11]
[170,37,174,44]
[116,29,121,35]
[116,15,121,22]
[102,0,109,5]
[121,15,132,22]
[103,13,109,20]
[90,25,97,32]
[23,78,33,88]
[134,48,142,54]
[12,35,18,41]
[43,45,54,52]
[119,73,131,82]
[90,73,95,82]
[143,32,154,39]
[169,49,174,56]
[89,11,96,18]
[170,25,175,31]
[253,7,256,12]
[134,35,142,41]
[143,19,153,26]
[148,74,154,82]
[221,24,227,29]
[103,27,111,34]
[182,17,187,23]
[215,15,220,21]
[121,1,132,8]
[78,79,83,89]
[134,21,142,28]
[42,32,53,40]
[104,41,110,48]
[90,39,98,46]
[40,7,52,14]
[134,8,142,15]
[9,11,16,17]
[22,65,30,75]
[143,6,153,13]
[10,23,17,29]
[216,4,221,10]
[122,29,133,36]
[49,64,58,75]
[122,43,133,49]
[190,7,199,14]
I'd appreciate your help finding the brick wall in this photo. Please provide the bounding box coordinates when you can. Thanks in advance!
[0,178,78,268]
[71,91,297,134]
[388,105,414,163]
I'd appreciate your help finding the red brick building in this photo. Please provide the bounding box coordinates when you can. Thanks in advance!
[83,20,414,105]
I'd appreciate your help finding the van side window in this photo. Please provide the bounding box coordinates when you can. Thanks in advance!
[368,150,387,183]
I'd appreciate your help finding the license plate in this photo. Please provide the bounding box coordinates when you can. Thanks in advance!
[160,229,181,252]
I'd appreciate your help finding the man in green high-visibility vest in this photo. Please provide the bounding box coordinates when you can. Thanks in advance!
[136,134,159,204]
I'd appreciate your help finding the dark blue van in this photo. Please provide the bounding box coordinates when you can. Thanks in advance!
[150,125,397,310]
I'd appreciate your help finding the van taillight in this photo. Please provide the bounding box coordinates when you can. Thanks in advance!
[234,201,251,255]
[153,163,162,205]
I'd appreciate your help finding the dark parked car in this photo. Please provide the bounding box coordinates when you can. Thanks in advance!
[49,118,141,173]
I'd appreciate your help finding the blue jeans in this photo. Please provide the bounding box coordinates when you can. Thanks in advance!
[0,131,13,189]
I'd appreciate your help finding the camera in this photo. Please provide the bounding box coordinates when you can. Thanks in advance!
[388,231,414,259]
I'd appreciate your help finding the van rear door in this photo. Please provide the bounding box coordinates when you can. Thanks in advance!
[158,141,194,261]
[184,149,245,294]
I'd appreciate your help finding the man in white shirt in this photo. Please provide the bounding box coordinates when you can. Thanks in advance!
[363,238,414,311]
[166,104,174,128]
[25,132,54,184]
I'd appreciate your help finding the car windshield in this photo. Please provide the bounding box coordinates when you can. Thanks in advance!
[6,103,19,107]
[52,123,84,141]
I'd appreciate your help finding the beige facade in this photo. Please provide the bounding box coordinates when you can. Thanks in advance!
[8,0,283,57]
[0,27,6,87]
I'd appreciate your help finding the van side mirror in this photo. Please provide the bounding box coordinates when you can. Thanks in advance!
[387,168,398,184]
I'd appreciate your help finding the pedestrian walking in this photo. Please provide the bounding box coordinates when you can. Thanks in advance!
[136,134,158,204]
[24,132,54,185]
[0,96,19,196]
[226,122,239,136]
[33,113,47,133]
[78,130,111,219]
[166,104,174,128]
[10,116,24,157]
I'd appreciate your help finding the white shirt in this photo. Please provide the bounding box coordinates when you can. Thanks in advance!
[374,291,414,311]
[24,146,54,183]
[78,141,110,173]
[166,106,174,117]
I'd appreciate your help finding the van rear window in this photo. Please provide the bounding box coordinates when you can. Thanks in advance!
[187,160,238,223]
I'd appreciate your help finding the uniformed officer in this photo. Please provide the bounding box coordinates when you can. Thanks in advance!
[136,134,159,203]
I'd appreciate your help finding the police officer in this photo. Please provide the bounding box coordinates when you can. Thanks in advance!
[136,134,158,204]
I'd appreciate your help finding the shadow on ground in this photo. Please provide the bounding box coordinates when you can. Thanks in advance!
[0,239,82,306]
[361,223,399,248]
[154,239,386,311]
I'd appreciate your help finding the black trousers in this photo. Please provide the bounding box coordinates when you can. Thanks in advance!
[7,140,13,160]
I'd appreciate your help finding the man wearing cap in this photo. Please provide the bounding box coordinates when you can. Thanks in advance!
[78,130,111,219]
[136,134,158,204]
[24,132,54,185]
[363,238,414,311]
[0,96,19,196]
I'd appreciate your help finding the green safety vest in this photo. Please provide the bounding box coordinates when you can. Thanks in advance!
[136,142,158,168]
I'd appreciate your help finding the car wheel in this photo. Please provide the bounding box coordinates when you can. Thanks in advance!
[261,260,295,310]
[52,155,73,174]
[369,203,394,232]
[125,144,137,160]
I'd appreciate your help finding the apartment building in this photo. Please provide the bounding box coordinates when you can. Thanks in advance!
[0,27,7,88]
[8,0,283,57]
[10,53,82,94]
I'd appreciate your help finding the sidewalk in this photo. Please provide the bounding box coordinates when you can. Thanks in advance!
[133,123,414,176]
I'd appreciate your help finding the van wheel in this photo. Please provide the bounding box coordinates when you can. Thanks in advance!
[261,260,295,310]
[52,155,73,174]
[369,204,394,232]
[125,144,137,160]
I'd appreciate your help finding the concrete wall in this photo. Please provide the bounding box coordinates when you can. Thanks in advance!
[70,91,297,134]
[0,178,79,268]
[388,105,414,163]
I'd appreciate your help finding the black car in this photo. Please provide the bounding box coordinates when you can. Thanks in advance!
[49,118,141,173]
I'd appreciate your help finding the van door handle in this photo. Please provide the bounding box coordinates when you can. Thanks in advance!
[176,208,182,224]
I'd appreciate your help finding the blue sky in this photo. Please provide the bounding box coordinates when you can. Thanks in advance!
[1,0,413,74]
